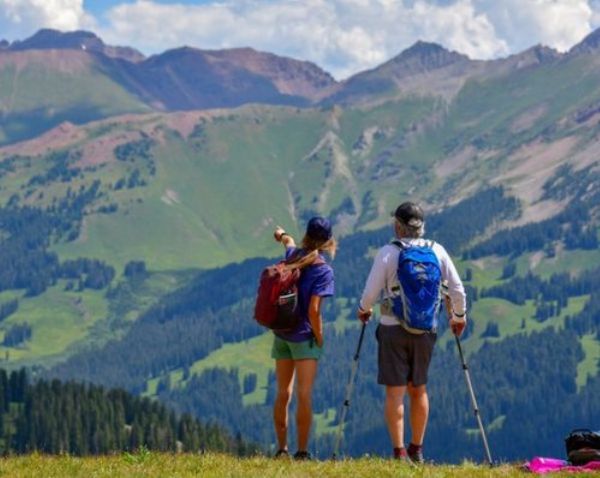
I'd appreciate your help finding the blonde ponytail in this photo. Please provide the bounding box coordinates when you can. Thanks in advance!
[301,235,337,260]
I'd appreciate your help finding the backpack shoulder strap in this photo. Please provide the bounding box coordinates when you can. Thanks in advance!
[393,239,436,250]
[391,239,408,250]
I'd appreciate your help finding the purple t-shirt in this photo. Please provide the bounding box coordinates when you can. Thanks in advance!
[275,247,335,342]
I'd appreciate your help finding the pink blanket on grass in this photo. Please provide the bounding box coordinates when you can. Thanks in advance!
[526,457,600,474]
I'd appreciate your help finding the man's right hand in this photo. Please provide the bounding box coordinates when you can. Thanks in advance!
[450,315,467,337]
[357,307,372,324]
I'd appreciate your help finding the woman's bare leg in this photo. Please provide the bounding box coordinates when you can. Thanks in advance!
[294,359,318,452]
[273,359,295,451]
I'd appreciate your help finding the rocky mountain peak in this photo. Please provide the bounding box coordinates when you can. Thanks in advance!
[528,45,561,62]
[145,45,336,100]
[10,29,104,51]
[569,27,600,55]
[9,29,145,62]
[383,40,470,76]
[502,44,561,69]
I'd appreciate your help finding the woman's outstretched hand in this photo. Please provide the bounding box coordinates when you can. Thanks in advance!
[274,226,285,242]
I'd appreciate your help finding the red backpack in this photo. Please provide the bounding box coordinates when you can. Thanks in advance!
[254,251,323,331]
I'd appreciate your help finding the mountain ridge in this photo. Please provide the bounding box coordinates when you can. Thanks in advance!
[2,27,600,145]
[7,28,145,63]
[570,27,600,54]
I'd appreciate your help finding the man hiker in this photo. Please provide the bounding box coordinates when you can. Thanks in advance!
[357,201,467,463]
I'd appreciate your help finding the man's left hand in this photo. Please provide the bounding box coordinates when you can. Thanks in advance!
[357,307,372,324]
[450,315,467,337]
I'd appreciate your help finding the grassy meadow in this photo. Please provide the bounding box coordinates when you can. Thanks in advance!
[0,452,535,478]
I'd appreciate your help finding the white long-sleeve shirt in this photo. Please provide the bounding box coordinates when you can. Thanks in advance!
[360,238,466,327]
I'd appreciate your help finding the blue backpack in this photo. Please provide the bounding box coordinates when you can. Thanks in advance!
[391,240,442,331]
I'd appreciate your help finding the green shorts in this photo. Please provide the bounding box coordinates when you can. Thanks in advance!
[271,335,323,361]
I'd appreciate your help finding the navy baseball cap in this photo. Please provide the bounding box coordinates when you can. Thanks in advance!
[306,216,332,241]
[393,202,424,228]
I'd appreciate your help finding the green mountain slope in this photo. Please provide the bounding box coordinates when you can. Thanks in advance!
[0,50,151,144]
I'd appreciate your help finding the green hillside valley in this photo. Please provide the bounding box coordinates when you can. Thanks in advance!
[0,26,598,465]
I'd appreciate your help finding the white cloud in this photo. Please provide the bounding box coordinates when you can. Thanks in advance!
[98,0,509,78]
[1,0,600,78]
[409,0,508,59]
[472,0,594,53]
[0,0,95,39]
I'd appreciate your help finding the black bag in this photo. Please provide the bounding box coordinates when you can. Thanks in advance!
[565,429,600,466]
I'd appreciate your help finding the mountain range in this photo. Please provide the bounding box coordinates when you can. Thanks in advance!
[2,27,600,146]
[0,28,598,462]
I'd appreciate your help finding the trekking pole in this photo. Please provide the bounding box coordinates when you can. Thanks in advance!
[443,284,494,466]
[332,322,366,459]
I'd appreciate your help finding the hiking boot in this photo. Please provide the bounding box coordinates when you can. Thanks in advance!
[293,450,312,461]
[408,443,424,464]
[274,449,289,458]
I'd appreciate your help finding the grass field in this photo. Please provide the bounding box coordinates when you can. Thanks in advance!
[0,270,192,370]
[576,333,600,391]
[0,452,531,478]
[147,332,275,406]
[0,285,108,366]
[448,295,590,355]
[508,245,600,280]
[313,407,339,436]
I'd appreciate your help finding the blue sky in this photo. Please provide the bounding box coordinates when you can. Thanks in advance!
[2,1,600,78]
[84,0,127,15]
[84,0,209,17]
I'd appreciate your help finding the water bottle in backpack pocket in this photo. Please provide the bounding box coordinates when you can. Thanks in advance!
[390,240,442,331]
[275,290,300,329]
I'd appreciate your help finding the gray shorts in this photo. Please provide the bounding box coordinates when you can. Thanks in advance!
[376,324,437,387]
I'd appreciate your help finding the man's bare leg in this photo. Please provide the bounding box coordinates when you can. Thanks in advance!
[384,385,407,448]
[407,383,429,445]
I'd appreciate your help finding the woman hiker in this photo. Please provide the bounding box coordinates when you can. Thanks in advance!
[271,217,336,460]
